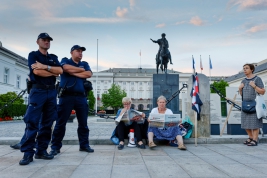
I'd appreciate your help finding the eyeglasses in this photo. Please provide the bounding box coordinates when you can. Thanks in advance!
[123,103,131,106]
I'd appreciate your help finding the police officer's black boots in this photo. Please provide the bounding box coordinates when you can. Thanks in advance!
[35,151,54,159]
[10,143,21,149]
[19,155,33,165]
[49,149,60,156]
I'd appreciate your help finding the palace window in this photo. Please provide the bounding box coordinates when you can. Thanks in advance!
[4,68,9,84]
[16,75,21,88]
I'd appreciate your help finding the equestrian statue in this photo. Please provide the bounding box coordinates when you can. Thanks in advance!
[150,33,173,74]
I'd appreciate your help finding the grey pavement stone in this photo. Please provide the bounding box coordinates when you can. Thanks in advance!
[114,156,144,165]
[146,163,190,178]
[82,155,114,165]
[225,154,266,164]
[111,165,150,178]
[197,155,240,165]
[180,164,230,178]
[214,164,267,177]
[1,145,267,177]
[171,155,209,165]
[70,164,112,178]
[143,155,176,165]
[244,163,267,175]
[29,165,77,178]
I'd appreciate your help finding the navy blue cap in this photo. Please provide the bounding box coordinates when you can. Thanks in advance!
[37,33,53,41]
[70,45,86,52]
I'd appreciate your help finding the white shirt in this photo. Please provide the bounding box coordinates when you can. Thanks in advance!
[150,107,173,114]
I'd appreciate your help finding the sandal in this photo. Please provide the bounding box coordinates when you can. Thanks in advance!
[178,144,187,150]
[149,142,157,148]
[247,140,257,146]
[243,138,253,145]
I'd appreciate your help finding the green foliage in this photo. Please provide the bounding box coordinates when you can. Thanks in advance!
[210,80,229,101]
[87,90,95,111]
[101,84,127,114]
[0,92,24,104]
[0,102,27,118]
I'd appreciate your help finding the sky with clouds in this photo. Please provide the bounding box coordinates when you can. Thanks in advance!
[1,0,267,76]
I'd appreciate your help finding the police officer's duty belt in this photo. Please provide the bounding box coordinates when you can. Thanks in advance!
[64,91,85,96]
[32,84,56,90]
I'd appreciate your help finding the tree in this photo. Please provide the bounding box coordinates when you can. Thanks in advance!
[87,90,95,111]
[0,92,24,104]
[101,84,127,114]
[210,80,229,101]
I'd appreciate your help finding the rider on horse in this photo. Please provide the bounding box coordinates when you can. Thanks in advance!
[150,33,173,65]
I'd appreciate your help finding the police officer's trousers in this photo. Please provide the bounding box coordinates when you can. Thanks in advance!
[51,95,89,150]
[21,88,57,156]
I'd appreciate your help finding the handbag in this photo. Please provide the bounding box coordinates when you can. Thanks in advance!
[242,100,256,114]
[241,77,257,114]
[255,93,267,119]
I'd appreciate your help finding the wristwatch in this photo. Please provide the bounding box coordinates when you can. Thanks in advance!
[47,65,51,71]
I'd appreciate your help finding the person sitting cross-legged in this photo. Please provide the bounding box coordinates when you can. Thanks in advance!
[147,95,186,150]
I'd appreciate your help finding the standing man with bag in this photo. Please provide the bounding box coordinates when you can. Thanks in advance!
[19,33,63,165]
[239,63,265,146]
[49,45,94,156]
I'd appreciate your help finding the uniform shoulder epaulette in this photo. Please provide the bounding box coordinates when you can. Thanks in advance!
[81,61,88,64]
[49,54,58,58]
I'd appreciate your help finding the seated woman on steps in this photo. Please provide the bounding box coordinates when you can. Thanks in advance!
[115,97,146,150]
[147,95,186,150]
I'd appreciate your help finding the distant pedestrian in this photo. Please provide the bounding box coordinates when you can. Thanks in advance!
[239,63,265,146]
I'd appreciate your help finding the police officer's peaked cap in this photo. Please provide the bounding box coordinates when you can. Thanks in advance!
[161,33,166,37]
[37,33,53,41]
[71,45,86,52]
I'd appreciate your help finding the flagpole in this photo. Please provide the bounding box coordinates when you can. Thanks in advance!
[200,55,202,74]
[209,55,211,83]
[192,55,195,74]
[95,39,98,115]
[140,50,141,69]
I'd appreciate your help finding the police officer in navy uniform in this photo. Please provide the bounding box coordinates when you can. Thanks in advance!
[49,45,94,156]
[19,33,63,165]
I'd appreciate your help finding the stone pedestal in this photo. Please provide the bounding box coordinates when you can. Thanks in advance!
[186,74,210,138]
[153,74,180,114]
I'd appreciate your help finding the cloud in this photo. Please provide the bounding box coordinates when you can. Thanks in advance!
[189,16,204,26]
[246,23,267,33]
[116,7,128,18]
[175,21,186,25]
[129,0,135,9]
[6,44,30,53]
[155,23,166,28]
[228,0,267,11]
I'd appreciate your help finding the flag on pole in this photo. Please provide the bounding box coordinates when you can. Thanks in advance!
[140,50,141,56]
[200,55,203,71]
[209,56,212,69]
[190,73,203,121]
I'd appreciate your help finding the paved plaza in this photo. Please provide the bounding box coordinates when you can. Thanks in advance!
[2,116,267,177]
[1,144,267,177]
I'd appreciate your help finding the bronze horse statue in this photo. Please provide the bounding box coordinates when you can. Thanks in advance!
[151,33,173,74]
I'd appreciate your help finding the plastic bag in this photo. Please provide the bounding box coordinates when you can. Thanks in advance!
[182,115,194,139]
[256,94,267,119]
[110,129,119,145]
